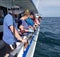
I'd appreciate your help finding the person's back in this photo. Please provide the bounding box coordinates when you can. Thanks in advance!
[18,19,29,36]
[3,14,17,45]
[21,19,29,29]
[25,17,34,26]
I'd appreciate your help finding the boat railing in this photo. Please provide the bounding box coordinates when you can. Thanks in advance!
[9,26,40,57]
[9,32,34,57]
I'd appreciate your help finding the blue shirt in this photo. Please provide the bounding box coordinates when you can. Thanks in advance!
[25,17,34,26]
[3,14,17,45]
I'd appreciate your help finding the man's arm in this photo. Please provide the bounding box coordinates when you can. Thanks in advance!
[9,25,27,43]
[19,25,29,33]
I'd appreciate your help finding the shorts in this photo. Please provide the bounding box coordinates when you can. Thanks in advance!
[4,41,16,54]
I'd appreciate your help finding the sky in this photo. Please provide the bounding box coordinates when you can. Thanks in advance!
[32,0,60,17]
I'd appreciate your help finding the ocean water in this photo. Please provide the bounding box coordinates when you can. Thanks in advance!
[34,17,60,57]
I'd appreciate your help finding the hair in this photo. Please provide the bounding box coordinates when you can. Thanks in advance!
[23,9,30,16]
[30,12,34,15]
[30,12,35,20]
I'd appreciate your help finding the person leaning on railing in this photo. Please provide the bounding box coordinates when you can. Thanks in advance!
[18,9,34,35]
[3,6,27,57]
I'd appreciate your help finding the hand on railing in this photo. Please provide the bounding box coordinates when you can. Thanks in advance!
[22,39,27,43]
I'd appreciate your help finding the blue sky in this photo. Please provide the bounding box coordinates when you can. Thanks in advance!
[32,0,60,17]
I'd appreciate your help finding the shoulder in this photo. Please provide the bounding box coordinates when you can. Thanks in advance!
[4,14,13,23]
[6,14,12,18]
[4,14,12,20]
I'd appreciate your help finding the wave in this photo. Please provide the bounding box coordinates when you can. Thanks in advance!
[34,17,60,57]
[34,31,60,57]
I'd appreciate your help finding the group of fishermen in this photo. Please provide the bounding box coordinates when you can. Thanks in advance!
[2,6,41,57]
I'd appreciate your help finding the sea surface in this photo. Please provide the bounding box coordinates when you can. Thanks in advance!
[34,17,60,57]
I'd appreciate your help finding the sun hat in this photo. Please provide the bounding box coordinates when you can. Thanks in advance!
[8,5,21,14]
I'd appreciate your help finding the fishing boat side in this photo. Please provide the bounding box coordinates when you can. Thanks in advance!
[25,26,40,57]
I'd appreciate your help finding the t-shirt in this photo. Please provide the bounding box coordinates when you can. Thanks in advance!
[3,14,17,45]
[18,19,29,36]
[21,20,29,29]
[25,17,34,26]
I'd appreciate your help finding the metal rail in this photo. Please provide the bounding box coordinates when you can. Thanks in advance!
[9,26,40,57]
[9,33,33,57]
